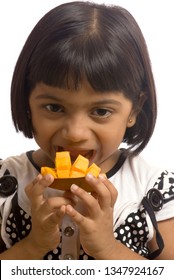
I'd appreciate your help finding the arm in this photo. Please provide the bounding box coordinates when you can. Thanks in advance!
[0,174,76,260]
[0,234,50,260]
[149,218,174,260]
[65,174,146,260]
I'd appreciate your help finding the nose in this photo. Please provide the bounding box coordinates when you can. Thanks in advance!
[61,117,89,143]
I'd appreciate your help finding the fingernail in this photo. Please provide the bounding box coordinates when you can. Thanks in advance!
[45,174,53,181]
[99,173,107,180]
[86,173,94,180]
[71,184,78,191]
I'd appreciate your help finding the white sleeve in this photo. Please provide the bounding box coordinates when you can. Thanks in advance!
[151,170,174,221]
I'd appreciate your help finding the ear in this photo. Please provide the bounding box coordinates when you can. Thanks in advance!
[127,112,137,128]
[127,92,146,128]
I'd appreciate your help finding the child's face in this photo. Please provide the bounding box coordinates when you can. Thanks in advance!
[29,81,136,172]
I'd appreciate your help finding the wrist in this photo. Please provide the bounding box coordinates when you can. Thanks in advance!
[0,236,48,260]
[93,238,146,260]
[24,234,49,259]
[93,237,117,260]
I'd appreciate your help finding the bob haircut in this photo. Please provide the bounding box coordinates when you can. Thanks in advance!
[11,1,157,155]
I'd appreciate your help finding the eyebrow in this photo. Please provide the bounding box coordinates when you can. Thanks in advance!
[35,94,61,101]
[91,99,122,107]
[35,93,122,106]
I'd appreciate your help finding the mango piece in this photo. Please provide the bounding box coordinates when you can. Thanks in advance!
[70,170,85,178]
[41,167,58,178]
[70,155,89,177]
[86,163,101,177]
[41,152,102,189]
[55,151,71,178]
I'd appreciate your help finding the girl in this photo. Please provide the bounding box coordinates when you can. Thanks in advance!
[0,1,174,260]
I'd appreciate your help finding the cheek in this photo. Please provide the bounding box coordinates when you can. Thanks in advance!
[101,119,128,142]
[31,112,55,134]
[97,126,125,157]
[31,116,52,146]
[102,124,129,155]
[104,131,124,149]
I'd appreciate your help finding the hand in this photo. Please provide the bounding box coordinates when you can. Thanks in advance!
[25,174,76,257]
[65,174,118,259]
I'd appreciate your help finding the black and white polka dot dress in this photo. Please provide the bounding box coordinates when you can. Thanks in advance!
[1,151,174,259]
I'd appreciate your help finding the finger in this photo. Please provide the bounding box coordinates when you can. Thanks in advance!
[65,204,85,226]
[25,174,54,206]
[39,196,76,217]
[62,191,79,204]
[98,174,118,207]
[70,184,100,217]
[49,205,66,226]
[85,173,117,209]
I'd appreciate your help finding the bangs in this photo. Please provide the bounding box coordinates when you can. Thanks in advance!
[27,33,142,98]
[27,41,116,92]
[26,3,145,99]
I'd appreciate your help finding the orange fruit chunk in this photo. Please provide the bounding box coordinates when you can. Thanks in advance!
[55,151,71,178]
[86,163,101,177]
[41,152,102,180]
[40,152,104,192]
[70,155,89,178]
[41,167,58,178]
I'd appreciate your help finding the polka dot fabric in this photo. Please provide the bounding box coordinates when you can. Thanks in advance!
[114,207,150,257]
[6,210,31,244]
[5,205,94,260]
[5,203,149,259]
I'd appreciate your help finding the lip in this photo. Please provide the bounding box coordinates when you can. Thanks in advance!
[55,146,95,162]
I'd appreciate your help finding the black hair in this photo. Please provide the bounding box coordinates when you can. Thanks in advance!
[11,1,157,155]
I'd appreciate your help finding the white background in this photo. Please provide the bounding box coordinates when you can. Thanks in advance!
[0,0,174,169]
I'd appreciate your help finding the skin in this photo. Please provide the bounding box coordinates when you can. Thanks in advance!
[1,81,174,259]
[30,81,136,170]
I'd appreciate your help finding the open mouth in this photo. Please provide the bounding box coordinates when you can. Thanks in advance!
[56,146,95,162]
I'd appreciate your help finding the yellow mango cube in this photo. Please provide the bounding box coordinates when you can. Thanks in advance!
[55,151,71,178]
[86,163,101,177]
[41,152,102,190]
[41,167,58,178]
[69,170,85,178]
[70,155,89,177]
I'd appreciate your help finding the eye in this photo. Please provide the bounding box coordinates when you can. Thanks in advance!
[92,108,112,118]
[45,104,63,113]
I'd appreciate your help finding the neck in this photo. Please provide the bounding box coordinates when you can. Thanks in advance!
[32,149,54,168]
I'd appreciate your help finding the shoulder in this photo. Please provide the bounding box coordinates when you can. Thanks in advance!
[123,154,173,186]
[0,151,38,211]
[111,152,174,204]
[0,151,39,196]
[125,154,174,220]
[0,151,34,177]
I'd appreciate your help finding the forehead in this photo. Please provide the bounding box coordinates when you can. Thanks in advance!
[30,82,133,109]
